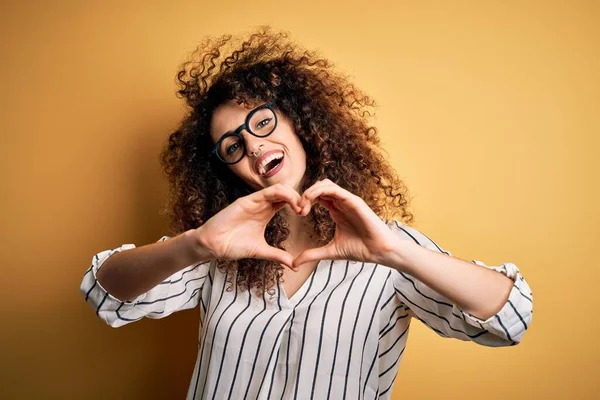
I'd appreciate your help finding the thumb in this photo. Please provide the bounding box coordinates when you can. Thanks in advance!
[293,245,334,270]
[255,245,296,271]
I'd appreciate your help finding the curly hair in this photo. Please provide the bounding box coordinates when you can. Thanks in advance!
[159,25,415,299]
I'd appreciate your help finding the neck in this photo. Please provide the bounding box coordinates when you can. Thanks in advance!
[281,206,316,254]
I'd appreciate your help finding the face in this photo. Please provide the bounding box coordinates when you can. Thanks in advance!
[210,100,307,192]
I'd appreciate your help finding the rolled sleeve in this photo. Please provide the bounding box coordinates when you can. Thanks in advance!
[387,220,534,347]
[456,261,533,344]
[80,236,211,328]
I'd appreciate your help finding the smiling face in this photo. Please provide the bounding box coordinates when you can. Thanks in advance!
[210,99,307,192]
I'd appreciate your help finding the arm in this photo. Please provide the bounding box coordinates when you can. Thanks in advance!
[381,220,533,346]
[80,229,214,328]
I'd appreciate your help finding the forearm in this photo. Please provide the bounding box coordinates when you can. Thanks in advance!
[380,238,514,321]
[96,229,213,302]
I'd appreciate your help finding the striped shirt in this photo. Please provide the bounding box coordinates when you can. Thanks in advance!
[80,220,533,399]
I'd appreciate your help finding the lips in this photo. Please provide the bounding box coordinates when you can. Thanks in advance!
[255,150,284,175]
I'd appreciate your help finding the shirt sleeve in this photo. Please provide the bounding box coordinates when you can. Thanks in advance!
[80,235,212,328]
[385,220,533,347]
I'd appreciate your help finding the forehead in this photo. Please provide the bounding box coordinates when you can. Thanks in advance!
[210,100,258,143]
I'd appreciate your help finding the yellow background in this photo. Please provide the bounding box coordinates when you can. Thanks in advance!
[1,1,597,399]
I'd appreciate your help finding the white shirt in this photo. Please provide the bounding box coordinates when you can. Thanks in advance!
[80,220,533,399]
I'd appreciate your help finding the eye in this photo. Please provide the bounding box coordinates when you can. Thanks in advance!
[226,142,240,154]
[256,118,272,130]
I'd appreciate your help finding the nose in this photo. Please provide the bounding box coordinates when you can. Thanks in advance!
[242,130,266,158]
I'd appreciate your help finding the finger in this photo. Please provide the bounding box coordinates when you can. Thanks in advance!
[262,184,303,214]
[292,245,336,270]
[277,184,303,213]
[300,181,329,213]
[255,245,298,272]
[303,182,347,202]
[271,201,288,214]
[317,197,335,210]
[302,183,350,214]
[302,197,334,216]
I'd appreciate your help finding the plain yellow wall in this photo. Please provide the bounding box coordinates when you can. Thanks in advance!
[1,1,597,399]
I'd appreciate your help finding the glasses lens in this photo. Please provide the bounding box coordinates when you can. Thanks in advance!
[218,134,244,164]
[248,107,276,137]
[216,106,276,164]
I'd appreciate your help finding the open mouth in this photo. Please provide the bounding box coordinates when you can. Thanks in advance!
[260,154,284,178]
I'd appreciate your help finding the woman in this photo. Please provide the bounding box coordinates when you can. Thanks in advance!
[80,26,533,400]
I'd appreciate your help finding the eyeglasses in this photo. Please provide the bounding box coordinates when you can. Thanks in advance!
[210,102,278,165]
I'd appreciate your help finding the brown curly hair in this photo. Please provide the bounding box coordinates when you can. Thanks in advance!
[159,25,415,298]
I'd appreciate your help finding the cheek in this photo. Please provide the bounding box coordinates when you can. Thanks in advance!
[230,163,252,178]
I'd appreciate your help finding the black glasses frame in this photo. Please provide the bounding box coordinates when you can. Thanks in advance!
[210,102,278,165]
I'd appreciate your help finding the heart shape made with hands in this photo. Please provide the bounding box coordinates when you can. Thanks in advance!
[273,179,396,272]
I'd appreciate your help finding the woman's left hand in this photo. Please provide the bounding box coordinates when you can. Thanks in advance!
[292,179,397,269]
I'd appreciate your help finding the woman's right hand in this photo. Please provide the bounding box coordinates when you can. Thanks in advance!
[190,183,304,272]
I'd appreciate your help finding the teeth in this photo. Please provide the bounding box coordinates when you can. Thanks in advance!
[258,153,283,175]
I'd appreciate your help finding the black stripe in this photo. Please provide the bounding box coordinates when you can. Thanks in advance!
[379,292,395,311]
[227,290,269,399]
[413,315,448,337]
[200,297,206,314]
[258,270,318,398]
[394,221,450,255]
[358,270,392,397]
[136,275,206,305]
[242,306,288,399]
[278,299,294,399]
[153,284,203,317]
[379,304,408,339]
[159,264,205,285]
[192,268,228,400]
[494,314,513,341]
[453,310,466,321]
[326,263,366,400]
[508,299,528,331]
[85,281,97,301]
[200,272,240,399]
[380,305,404,336]
[277,277,282,311]
[95,292,108,316]
[397,271,454,308]
[342,265,378,400]
[379,312,410,339]
[310,261,350,398]
[363,342,379,399]
[379,324,409,358]
[211,286,253,399]
[378,344,406,378]
[199,299,203,329]
[377,374,398,398]
[243,312,293,400]
[115,302,144,322]
[396,287,488,339]
[514,284,533,303]
[181,287,201,308]
[378,348,402,397]
[205,266,214,311]
[292,261,334,400]
[266,326,283,400]
[277,268,319,400]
